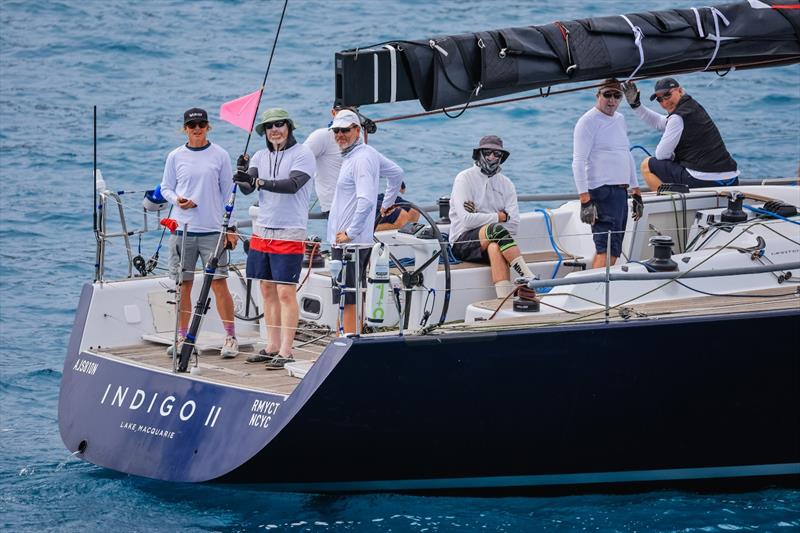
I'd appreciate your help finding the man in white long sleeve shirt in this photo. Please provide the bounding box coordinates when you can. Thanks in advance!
[304,104,342,215]
[449,135,534,298]
[160,108,238,358]
[572,79,643,269]
[622,77,739,190]
[327,109,404,333]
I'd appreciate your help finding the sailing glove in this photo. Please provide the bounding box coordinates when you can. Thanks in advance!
[580,200,598,225]
[631,193,644,221]
[233,170,257,195]
[622,82,641,109]
[236,154,250,171]
[463,200,477,213]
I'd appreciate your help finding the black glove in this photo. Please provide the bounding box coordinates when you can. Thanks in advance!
[580,200,598,225]
[622,82,641,109]
[236,153,250,172]
[631,193,644,221]
[463,200,477,213]
[233,170,256,195]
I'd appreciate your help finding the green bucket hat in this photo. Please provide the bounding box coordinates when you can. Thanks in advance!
[254,108,296,136]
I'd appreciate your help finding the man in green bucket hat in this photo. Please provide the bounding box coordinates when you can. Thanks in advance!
[234,108,316,370]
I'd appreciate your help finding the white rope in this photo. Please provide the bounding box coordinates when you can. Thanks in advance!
[702,6,732,71]
[620,15,645,83]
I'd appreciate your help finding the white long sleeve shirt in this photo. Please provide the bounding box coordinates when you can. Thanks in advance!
[160,142,236,232]
[633,105,739,182]
[327,143,404,246]
[572,107,639,194]
[304,127,340,212]
[448,165,519,243]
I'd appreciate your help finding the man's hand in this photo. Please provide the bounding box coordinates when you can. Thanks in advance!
[224,229,238,250]
[622,81,641,109]
[580,199,598,225]
[380,205,397,218]
[463,200,477,213]
[233,170,256,195]
[236,153,250,172]
[177,197,196,209]
[498,210,508,223]
[335,231,350,244]
[631,192,644,221]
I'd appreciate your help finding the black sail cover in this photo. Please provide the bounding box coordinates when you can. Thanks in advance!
[335,0,800,110]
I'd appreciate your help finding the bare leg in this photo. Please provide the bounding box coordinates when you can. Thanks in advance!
[592,253,618,269]
[486,243,510,283]
[641,157,663,190]
[210,278,235,333]
[275,283,299,356]
[342,304,357,334]
[178,279,193,332]
[260,281,281,353]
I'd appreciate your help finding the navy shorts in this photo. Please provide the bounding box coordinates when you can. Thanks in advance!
[331,246,371,305]
[245,229,305,284]
[376,194,411,225]
[589,184,628,258]
[648,158,739,188]
[451,226,488,263]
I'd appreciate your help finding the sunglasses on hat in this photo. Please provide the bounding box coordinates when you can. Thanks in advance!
[186,121,208,129]
[601,91,623,99]
[332,126,355,134]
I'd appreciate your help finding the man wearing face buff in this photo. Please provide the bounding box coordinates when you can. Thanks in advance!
[326,109,404,334]
[233,108,316,370]
[573,78,643,269]
[449,135,535,299]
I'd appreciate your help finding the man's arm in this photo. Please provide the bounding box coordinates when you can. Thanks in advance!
[160,153,179,205]
[377,153,404,211]
[502,179,520,235]
[572,118,594,198]
[257,170,311,193]
[450,173,496,229]
[344,157,380,241]
[654,114,684,161]
[633,105,668,131]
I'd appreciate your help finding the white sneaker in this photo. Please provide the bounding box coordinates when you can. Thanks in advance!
[221,336,238,358]
[166,336,185,357]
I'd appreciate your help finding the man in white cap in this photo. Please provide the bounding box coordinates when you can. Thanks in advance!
[623,77,739,189]
[160,107,239,358]
[448,135,534,298]
[233,108,316,370]
[326,108,404,334]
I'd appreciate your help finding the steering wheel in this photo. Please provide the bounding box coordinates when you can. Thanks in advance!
[374,200,451,328]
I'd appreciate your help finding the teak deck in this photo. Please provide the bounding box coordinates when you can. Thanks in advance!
[95,287,798,397]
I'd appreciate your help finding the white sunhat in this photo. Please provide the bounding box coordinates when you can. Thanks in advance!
[329,109,360,129]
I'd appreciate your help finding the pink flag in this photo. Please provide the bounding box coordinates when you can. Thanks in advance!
[219,89,262,131]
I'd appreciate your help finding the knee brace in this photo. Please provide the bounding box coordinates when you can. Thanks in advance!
[485,223,517,252]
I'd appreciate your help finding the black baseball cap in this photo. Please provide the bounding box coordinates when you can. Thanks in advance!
[183,108,208,124]
[649,78,680,101]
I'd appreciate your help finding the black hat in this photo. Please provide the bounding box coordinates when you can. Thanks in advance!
[183,108,208,124]
[472,135,510,163]
[649,78,680,101]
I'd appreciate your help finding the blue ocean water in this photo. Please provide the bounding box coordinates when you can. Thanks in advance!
[1,0,799,531]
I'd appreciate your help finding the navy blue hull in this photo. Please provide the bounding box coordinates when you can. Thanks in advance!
[60,283,800,490]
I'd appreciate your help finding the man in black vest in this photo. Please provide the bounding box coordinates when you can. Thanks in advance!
[623,78,739,189]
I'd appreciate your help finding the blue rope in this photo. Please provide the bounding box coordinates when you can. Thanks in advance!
[630,145,652,157]
[743,204,800,226]
[534,209,562,294]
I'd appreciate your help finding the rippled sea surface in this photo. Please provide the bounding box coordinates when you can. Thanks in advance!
[1,1,799,531]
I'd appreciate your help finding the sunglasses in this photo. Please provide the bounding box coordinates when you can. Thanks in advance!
[481,149,505,158]
[655,91,673,103]
[331,126,355,134]
[263,120,288,130]
[186,121,208,129]
[601,91,623,99]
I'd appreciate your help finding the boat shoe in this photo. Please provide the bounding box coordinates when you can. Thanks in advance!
[265,355,294,371]
[220,336,239,359]
[246,349,277,364]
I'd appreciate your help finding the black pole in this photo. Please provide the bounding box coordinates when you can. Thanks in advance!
[177,0,290,372]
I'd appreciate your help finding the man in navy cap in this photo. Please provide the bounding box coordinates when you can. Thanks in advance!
[623,78,739,189]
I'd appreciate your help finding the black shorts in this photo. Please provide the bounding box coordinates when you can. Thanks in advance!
[648,158,739,188]
[451,227,488,264]
[331,246,372,305]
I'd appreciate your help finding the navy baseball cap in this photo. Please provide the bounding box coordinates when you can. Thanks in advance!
[649,78,680,101]
[183,108,208,124]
